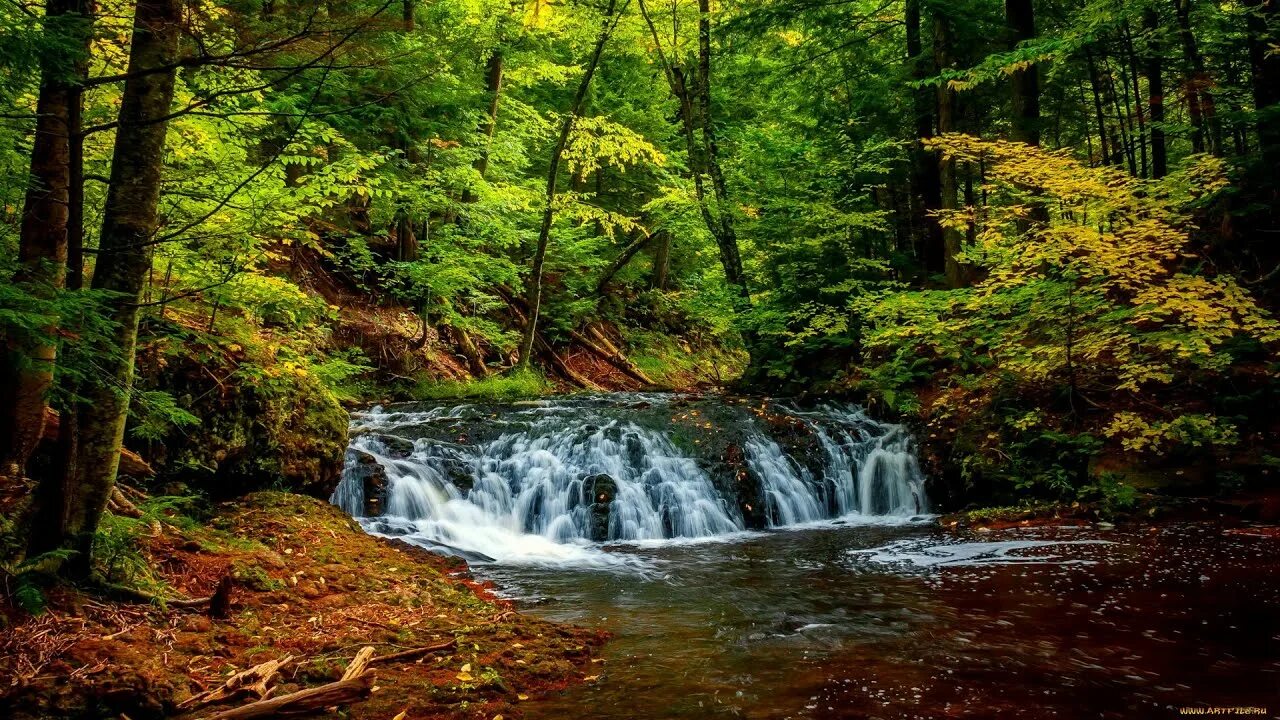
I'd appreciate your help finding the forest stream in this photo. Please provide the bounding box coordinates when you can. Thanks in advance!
[331,393,1280,719]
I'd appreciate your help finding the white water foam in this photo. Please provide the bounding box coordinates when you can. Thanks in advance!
[852,538,1115,568]
[332,396,929,567]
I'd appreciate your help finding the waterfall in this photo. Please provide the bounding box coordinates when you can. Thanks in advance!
[332,394,927,564]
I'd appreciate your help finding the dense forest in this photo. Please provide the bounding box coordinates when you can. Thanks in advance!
[1,0,1280,715]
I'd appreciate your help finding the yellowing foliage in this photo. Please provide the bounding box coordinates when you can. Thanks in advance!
[859,134,1279,459]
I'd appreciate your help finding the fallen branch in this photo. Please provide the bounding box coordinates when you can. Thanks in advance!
[177,655,294,712]
[342,646,376,680]
[200,671,375,720]
[370,638,457,665]
[565,327,654,386]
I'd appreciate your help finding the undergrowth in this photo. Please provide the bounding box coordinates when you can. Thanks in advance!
[410,368,553,402]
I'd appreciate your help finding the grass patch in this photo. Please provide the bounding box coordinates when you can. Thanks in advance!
[409,368,553,402]
[628,331,746,388]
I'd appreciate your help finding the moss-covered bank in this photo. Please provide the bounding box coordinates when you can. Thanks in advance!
[0,492,604,720]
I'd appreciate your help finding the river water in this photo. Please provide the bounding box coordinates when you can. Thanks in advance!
[489,522,1280,719]
[332,394,1280,719]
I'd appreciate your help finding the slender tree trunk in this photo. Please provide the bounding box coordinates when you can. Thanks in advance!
[519,0,623,367]
[51,0,181,575]
[1173,0,1222,155]
[651,230,670,290]
[1005,0,1040,146]
[907,0,943,275]
[1087,52,1114,166]
[1144,8,1168,177]
[1122,21,1150,177]
[465,49,504,202]
[697,0,749,303]
[0,0,92,484]
[934,11,964,288]
[1244,0,1280,163]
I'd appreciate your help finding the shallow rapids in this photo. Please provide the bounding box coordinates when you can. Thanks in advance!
[331,393,928,565]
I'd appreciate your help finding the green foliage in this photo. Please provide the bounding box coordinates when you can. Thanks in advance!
[411,369,553,402]
[858,136,1279,500]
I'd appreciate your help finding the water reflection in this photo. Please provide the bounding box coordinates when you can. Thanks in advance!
[480,522,1280,719]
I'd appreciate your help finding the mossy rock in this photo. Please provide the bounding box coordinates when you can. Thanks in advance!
[139,354,348,499]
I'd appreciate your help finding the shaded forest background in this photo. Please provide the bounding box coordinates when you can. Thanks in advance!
[1,0,1279,574]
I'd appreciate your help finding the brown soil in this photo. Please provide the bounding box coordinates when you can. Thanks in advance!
[0,492,606,720]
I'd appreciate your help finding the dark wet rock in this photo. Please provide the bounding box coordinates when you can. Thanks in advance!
[346,448,388,516]
[371,434,416,458]
[585,474,617,541]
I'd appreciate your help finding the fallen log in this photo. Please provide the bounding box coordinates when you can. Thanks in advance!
[342,646,376,681]
[534,334,602,390]
[200,671,375,720]
[565,328,654,386]
[177,655,294,712]
[370,638,457,665]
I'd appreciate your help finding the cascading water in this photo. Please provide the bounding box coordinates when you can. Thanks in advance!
[331,394,928,565]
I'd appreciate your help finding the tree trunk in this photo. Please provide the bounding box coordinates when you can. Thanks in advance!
[1122,20,1150,177]
[1144,8,1168,177]
[519,0,622,367]
[934,11,964,288]
[1173,0,1222,155]
[1087,51,1113,166]
[595,232,651,294]
[650,229,670,290]
[51,0,182,575]
[0,0,92,484]
[464,49,503,203]
[1005,0,1040,146]
[697,0,749,305]
[906,0,943,275]
[1244,0,1280,163]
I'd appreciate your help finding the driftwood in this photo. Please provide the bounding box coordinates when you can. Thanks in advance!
[199,671,375,720]
[370,638,457,665]
[565,327,654,386]
[341,646,376,681]
[177,654,294,712]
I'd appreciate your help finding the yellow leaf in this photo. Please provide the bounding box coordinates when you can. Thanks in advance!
[517,694,529,701]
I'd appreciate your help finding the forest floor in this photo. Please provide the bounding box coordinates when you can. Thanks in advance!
[0,492,606,720]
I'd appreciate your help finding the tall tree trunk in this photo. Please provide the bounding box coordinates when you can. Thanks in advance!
[1122,20,1150,177]
[1244,0,1280,163]
[697,0,748,303]
[0,0,92,484]
[651,230,670,290]
[1087,51,1114,166]
[1005,0,1040,146]
[1144,8,1168,177]
[907,0,943,275]
[519,0,622,367]
[934,11,964,288]
[1173,0,1222,155]
[39,0,182,573]
[465,49,504,202]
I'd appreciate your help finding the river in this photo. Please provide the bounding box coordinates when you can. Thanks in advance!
[331,393,1280,719]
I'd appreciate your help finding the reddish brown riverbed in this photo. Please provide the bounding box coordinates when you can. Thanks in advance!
[480,521,1280,719]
